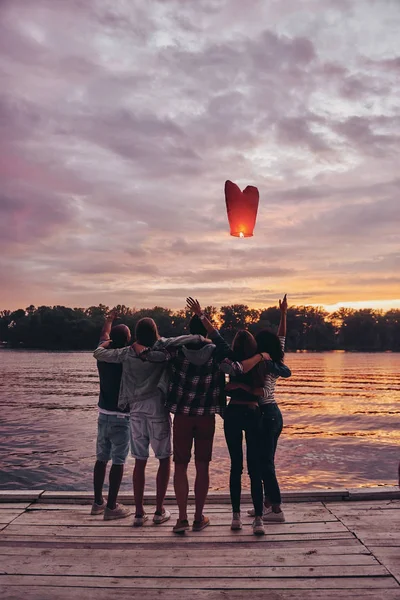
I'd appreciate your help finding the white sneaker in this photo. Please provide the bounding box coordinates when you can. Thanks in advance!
[103,503,131,521]
[247,506,270,518]
[263,510,285,523]
[252,516,265,536]
[231,512,242,531]
[153,509,171,524]
[90,500,106,515]
[133,512,149,527]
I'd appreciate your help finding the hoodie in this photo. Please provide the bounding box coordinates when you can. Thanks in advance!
[143,330,233,416]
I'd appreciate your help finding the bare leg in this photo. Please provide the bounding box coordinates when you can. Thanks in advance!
[174,462,189,521]
[194,460,210,522]
[133,458,147,516]
[93,460,107,505]
[107,464,124,510]
[156,456,171,513]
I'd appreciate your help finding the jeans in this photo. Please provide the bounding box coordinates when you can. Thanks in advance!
[260,403,283,505]
[96,413,130,465]
[223,404,263,516]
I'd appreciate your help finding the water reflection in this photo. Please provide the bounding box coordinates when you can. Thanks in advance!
[0,350,399,491]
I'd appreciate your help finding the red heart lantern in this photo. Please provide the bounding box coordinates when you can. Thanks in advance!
[225,180,259,238]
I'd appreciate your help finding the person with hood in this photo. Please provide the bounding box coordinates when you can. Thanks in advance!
[141,303,234,534]
[93,318,202,527]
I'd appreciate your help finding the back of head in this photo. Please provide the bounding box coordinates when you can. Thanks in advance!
[110,324,131,349]
[232,330,257,361]
[232,330,264,387]
[135,317,159,347]
[255,329,284,362]
[189,314,207,337]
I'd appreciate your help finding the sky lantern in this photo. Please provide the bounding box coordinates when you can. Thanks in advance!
[225,180,259,238]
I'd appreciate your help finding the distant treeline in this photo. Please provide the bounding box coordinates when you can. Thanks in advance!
[1,304,399,352]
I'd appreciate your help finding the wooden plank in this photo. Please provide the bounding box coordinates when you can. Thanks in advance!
[0,574,397,589]
[348,487,400,501]
[2,588,400,600]
[28,502,327,512]
[0,532,355,547]
[0,560,388,578]
[0,511,25,525]
[0,546,376,564]
[37,490,352,504]
[361,539,400,547]
[368,547,400,584]
[0,503,31,510]
[0,491,43,503]
[327,500,400,511]
[15,508,338,526]
[2,521,349,537]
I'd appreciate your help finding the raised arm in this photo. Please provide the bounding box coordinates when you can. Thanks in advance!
[278,294,287,337]
[186,297,215,336]
[186,297,232,361]
[99,311,116,343]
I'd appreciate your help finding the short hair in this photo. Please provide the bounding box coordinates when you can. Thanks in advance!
[110,324,131,348]
[135,317,159,347]
[189,315,207,336]
[255,329,284,362]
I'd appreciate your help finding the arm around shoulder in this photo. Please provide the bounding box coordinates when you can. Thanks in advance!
[93,346,129,363]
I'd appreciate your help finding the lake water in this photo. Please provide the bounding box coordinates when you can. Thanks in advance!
[0,350,399,492]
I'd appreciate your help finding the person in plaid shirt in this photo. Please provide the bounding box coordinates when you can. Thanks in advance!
[143,302,233,533]
[143,298,271,534]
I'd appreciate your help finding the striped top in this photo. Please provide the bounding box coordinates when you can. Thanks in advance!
[259,336,286,406]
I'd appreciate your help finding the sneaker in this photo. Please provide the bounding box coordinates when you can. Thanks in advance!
[133,513,149,527]
[263,510,285,523]
[252,516,265,536]
[192,515,210,532]
[90,500,106,515]
[153,509,171,525]
[247,506,271,518]
[104,503,131,521]
[231,512,242,531]
[173,519,190,534]
[262,507,273,521]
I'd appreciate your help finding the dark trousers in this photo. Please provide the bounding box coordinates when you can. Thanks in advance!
[223,404,263,516]
[260,403,283,505]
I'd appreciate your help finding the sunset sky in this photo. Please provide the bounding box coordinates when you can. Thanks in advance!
[1,0,399,312]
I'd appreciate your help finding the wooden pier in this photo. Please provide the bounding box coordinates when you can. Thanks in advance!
[0,489,399,599]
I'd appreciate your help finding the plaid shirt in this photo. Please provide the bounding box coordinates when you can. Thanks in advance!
[147,331,233,416]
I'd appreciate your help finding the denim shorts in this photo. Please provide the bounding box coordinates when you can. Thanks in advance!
[96,413,130,465]
[130,414,172,460]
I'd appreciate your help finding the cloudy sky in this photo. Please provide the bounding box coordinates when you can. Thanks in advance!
[1,0,399,312]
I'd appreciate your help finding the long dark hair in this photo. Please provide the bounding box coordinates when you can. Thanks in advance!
[232,330,265,387]
[255,329,284,362]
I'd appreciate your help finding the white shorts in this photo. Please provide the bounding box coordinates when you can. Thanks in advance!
[130,413,172,460]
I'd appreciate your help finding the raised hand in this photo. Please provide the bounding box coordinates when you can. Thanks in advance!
[186,297,202,317]
[106,310,117,322]
[279,294,288,313]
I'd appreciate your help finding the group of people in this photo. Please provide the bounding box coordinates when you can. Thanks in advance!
[91,295,291,535]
